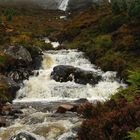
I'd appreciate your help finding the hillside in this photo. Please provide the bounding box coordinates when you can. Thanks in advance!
[0,0,140,139]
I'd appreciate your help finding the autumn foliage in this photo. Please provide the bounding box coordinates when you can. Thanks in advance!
[77,95,140,140]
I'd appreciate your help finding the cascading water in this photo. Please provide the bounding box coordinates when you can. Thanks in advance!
[0,49,125,140]
[58,0,69,11]
[14,49,124,103]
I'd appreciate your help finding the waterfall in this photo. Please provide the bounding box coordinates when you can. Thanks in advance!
[14,49,125,103]
[58,0,69,11]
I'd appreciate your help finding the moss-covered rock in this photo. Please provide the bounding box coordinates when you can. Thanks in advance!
[0,75,20,102]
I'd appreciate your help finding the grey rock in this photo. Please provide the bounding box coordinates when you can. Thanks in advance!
[9,131,37,140]
[51,65,102,85]
[0,75,20,101]
[74,98,88,104]
[4,45,32,63]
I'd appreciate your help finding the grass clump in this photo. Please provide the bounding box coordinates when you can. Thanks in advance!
[100,14,128,33]
[3,8,16,21]
[128,128,140,140]
[127,71,140,86]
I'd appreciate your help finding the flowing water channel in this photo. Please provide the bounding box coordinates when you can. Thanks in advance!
[0,49,125,140]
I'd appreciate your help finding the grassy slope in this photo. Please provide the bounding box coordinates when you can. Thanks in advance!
[56,5,140,80]
[0,6,65,101]
[53,3,140,140]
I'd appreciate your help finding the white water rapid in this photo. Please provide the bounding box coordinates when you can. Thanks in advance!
[14,49,124,103]
[0,49,125,140]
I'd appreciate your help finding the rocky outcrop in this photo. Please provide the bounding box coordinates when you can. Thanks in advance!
[4,45,32,65]
[0,45,35,82]
[0,75,20,102]
[51,65,101,85]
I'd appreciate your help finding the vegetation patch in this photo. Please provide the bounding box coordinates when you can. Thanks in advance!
[77,95,140,140]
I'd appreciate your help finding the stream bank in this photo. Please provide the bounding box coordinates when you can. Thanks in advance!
[0,48,125,139]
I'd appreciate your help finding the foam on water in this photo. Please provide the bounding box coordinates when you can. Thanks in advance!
[0,108,80,140]
[44,37,60,48]
[0,49,126,140]
[14,49,125,103]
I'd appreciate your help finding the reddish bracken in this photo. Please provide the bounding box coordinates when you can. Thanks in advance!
[77,95,140,140]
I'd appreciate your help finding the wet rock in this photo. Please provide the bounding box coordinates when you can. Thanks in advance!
[33,55,43,70]
[0,46,34,82]
[51,65,75,82]
[1,102,13,115]
[0,75,20,102]
[51,65,102,85]
[56,104,77,113]
[7,68,33,82]
[0,117,6,127]
[9,131,37,140]
[9,109,23,117]
[74,98,89,104]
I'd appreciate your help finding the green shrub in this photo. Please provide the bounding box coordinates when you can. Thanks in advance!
[82,35,112,63]
[100,15,128,33]
[111,0,128,14]
[128,0,140,18]
[127,71,140,86]
[121,0,128,11]
[96,52,126,75]
[111,86,140,102]
[95,35,112,49]
[128,128,140,140]
[3,8,15,21]
[111,1,121,15]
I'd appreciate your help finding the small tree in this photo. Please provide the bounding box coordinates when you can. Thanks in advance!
[121,0,128,11]
[3,8,15,21]
[111,1,121,15]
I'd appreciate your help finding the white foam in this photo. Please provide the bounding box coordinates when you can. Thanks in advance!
[14,49,125,103]
[44,37,60,48]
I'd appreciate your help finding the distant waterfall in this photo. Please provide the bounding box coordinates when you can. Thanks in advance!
[58,0,69,11]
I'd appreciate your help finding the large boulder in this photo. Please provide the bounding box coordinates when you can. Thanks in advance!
[0,75,20,102]
[51,65,101,85]
[4,45,32,65]
[0,46,34,82]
